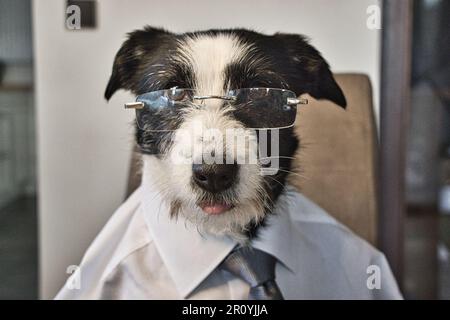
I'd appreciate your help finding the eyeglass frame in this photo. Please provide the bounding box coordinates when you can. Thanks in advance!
[124,87,308,130]
[125,91,308,109]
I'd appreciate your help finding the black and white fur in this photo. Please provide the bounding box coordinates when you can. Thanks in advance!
[105,27,346,242]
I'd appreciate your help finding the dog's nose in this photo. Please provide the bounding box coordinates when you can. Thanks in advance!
[192,163,238,193]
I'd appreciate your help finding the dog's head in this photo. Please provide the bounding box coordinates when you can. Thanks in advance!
[105,27,346,242]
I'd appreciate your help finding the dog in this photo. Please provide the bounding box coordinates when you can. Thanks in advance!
[104,26,346,243]
[56,26,404,300]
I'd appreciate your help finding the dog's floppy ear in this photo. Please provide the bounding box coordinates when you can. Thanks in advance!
[274,33,347,108]
[104,26,174,100]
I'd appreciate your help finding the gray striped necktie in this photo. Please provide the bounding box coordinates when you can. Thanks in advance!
[219,247,284,300]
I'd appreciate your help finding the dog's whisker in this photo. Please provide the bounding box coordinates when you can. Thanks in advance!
[276,168,309,180]
[265,176,285,189]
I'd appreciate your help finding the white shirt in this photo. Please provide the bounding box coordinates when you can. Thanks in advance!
[55,181,402,300]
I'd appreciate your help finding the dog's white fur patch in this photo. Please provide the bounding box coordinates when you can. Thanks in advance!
[176,33,253,96]
[142,34,267,241]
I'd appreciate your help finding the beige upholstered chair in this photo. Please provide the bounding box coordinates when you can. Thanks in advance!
[290,74,378,244]
[126,73,378,245]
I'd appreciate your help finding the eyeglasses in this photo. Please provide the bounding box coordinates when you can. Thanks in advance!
[124,87,308,130]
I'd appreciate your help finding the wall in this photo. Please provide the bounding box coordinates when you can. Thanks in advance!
[33,0,381,299]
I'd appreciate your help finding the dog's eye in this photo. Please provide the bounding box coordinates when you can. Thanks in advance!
[248,89,269,100]
[167,89,188,102]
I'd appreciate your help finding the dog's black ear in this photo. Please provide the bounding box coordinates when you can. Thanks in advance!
[105,26,174,100]
[274,33,347,108]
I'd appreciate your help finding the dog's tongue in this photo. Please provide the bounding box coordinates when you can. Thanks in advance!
[201,203,232,215]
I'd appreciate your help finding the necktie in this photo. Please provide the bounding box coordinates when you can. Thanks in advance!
[219,247,284,300]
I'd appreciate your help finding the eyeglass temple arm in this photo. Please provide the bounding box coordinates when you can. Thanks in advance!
[124,102,145,109]
[124,97,308,109]
[287,98,308,105]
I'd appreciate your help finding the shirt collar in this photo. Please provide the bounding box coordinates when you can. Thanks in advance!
[250,193,299,272]
[251,185,341,272]
[141,179,236,298]
[140,179,333,298]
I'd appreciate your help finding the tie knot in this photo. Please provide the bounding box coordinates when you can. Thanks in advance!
[219,247,277,287]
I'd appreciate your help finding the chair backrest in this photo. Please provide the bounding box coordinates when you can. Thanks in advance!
[126,73,378,245]
[289,73,378,244]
